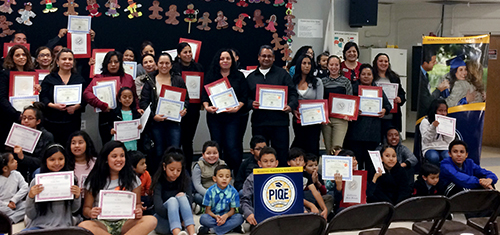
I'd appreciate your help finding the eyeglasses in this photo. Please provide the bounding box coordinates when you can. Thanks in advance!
[21,116,36,121]
[38,53,51,58]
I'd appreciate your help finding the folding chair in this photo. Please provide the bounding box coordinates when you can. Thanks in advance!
[323,202,394,235]
[15,227,93,235]
[467,190,500,235]
[250,213,327,235]
[0,211,12,235]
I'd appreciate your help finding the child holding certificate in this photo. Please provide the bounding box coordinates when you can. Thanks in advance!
[66,131,97,197]
[420,99,454,166]
[79,141,157,235]
[0,153,28,223]
[24,144,81,231]
[303,153,334,216]
[107,87,142,151]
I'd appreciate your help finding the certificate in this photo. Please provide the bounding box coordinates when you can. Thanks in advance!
[358,85,382,98]
[9,95,39,112]
[359,96,382,116]
[67,33,91,58]
[159,85,186,102]
[162,49,177,59]
[35,171,74,202]
[114,120,140,142]
[98,190,136,220]
[67,15,91,33]
[54,84,82,105]
[179,38,202,62]
[322,155,353,181]
[5,123,42,153]
[140,105,150,133]
[299,99,329,122]
[156,98,183,122]
[256,84,288,111]
[90,49,114,77]
[182,71,204,103]
[329,93,359,121]
[124,61,137,80]
[9,72,38,97]
[3,43,30,58]
[368,150,385,174]
[36,70,49,82]
[204,77,230,96]
[436,114,456,137]
[340,170,368,207]
[377,82,398,99]
[93,83,116,111]
[209,87,239,113]
[299,105,325,126]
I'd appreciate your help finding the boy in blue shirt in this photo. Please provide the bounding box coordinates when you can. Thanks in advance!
[198,165,244,235]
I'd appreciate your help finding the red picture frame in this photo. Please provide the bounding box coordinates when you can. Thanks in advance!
[3,43,30,58]
[67,33,91,58]
[90,49,114,78]
[246,66,258,70]
[181,71,204,103]
[179,38,202,63]
[358,85,382,97]
[9,72,39,97]
[94,76,121,95]
[390,99,397,113]
[35,70,50,82]
[255,84,288,110]
[298,99,329,123]
[204,77,231,96]
[339,170,367,208]
[328,93,360,121]
[159,85,186,102]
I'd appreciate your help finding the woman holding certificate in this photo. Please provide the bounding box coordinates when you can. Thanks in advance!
[40,48,86,145]
[202,49,248,173]
[140,53,189,173]
[344,64,391,171]
[290,54,323,156]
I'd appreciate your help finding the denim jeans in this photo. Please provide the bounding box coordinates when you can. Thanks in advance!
[425,149,450,166]
[151,120,181,165]
[200,213,244,235]
[194,192,204,206]
[252,125,290,167]
[154,194,194,234]
[207,113,243,174]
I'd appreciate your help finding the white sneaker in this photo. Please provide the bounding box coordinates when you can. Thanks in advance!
[178,231,188,235]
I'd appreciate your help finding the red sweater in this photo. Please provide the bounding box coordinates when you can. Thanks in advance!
[83,73,139,110]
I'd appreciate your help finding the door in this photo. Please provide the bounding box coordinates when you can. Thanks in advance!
[483,35,500,147]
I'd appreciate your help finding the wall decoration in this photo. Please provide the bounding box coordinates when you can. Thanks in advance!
[270,32,283,50]
[265,14,277,32]
[0,0,16,14]
[124,0,142,19]
[232,13,249,33]
[273,0,284,6]
[40,0,57,13]
[104,0,120,17]
[253,9,264,28]
[63,0,79,16]
[85,0,100,17]
[0,15,14,37]
[249,0,260,3]
[236,0,248,7]
[280,43,292,61]
[284,13,295,37]
[16,2,36,25]
[196,12,211,31]
[164,4,179,25]
[214,10,227,30]
[183,3,198,33]
[263,0,270,4]
[148,0,162,20]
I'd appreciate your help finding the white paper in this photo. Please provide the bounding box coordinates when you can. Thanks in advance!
[209,88,238,113]
[322,155,353,181]
[14,75,35,97]
[361,89,379,98]
[162,49,177,59]
[343,175,362,203]
[98,190,136,220]
[5,123,42,154]
[436,114,456,137]
[368,150,385,174]
[299,105,325,126]
[35,171,74,202]
[185,75,201,99]
[377,82,398,99]
[9,95,39,112]
[93,52,108,76]
[185,42,199,61]
[259,89,285,110]
[70,33,88,55]
[67,15,91,33]
[123,61,137,80]
[156,98,183,122]
[93,83,116,110]
[209,82,228,95]
[140,105,150,133]
[297,19,323,38]
[240,69,253,78]
[54,84,82,105]
[114,120,140,142]
[359,97,382,115]
[331,98,356,116]
[163,89,182,101]
[38,72,49,82]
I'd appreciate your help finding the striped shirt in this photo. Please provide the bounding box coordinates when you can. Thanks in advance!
[321,75,353,97]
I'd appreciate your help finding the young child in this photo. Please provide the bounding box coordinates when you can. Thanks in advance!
[108,87,143,151]
[304,153,333,216]
[367,145,412,205]
[129,150,151,209]
[151,147,196,235]
[287,148,328,219]
[241,146,279,227]
[0,153,28,223]
[420,99,454,166]
[24,144,81,231]
[199,165,244,235]
[325,149,358,212]
[440,140,498,197]
[193,141,226,207]
[315,51,330,78]
[413,163,445,196]
[234,135,266,191]
[67,131,97,196]
[78,141,157,235]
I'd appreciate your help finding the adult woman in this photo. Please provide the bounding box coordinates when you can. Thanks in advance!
[290,55,323,156]
[344,64,391,171]
[135,54,157,97]
[202,49,248,173]
[140,53,188,175]
[40,48,86,145]
[136,41,156,77]
[372,53,406,132]
[172,42,204,171]
[321,55,353,154]
[287,45,314,78]
[123,47,136,62]
[83,51,140,145]
[34,46,53,70]
[445,57,483,107]
[341,42,362,83]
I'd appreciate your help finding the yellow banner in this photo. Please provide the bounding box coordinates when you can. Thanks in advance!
[423,34,490,44]
[254,167,303,175]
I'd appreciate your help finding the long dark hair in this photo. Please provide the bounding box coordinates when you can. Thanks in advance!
[101,51,125,76]
[287,45,313,70]
[3,44,34,71]
[151,147,189,195]
[427,99,448,123]
[372,53,400,83]
[116,87,139,115]
[22,102,45,130]
[84,141,137,197]
[292,55,317,89]
[66,130,97,171]
[208,49,237,78]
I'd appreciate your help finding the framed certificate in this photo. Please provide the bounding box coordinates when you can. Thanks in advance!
[90,49,114,77]
[54,84,82,105]
[299,99,329,122]
[246,66,257,70]
[35,171,74,202]
[328,93,360,121]
[9,95,39,112]
[368,150,385,174]
[67,15,91,33]
[358,85,382,98]
[114,119,140,142]
[5,123,42,154]
[162,49,177,59]
[377,82,398,99]
[340,170,367,208]
[182,71,204,103]
[67,33,91,58]
[9,72,38,97]
[299,105,326,126]
[35,70,50,82]
[140,105,151,133]
[123,61,137,80]
[159,85,186,102]
[3,43,30,58]
[359,96,382,116]
[436,114,456,137]
[209,87,239,113]
[388,99,397,114]
[322,155,353,181]
[204,77,230,96]
[98,190,136,220]
[256,84,288,110]
[179,38,202,62]
[156,97,184,122]
[92,83,117,111]
[94,76,121,93]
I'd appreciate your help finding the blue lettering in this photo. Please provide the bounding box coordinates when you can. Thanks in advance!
[268,188,290,200]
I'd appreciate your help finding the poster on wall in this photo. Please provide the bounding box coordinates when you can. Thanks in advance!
[415,34,489,164]
[297,19,323,38]
[331,31,358,60]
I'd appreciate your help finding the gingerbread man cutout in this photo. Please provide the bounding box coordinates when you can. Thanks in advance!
[197,12,211,31]
[280,44,292,62]
[273,0,284,6]
[63,0,79,16]
[165,4,179,25]
[236,0,248,7]
[16,2,35,26]
[253,9,264,28]
[148,0,162,20]
[263,0,271,4]
[40,0,57,13]
[86,0,100,17]
[265,14,277,33]
[214,10,228,29]
[105,0,120,17]
[0,15,14,37]
[124,0,142,19]
[0,0,16,14]
[284,14,295,37]
[232,13,249,33]
[270,33,283,51]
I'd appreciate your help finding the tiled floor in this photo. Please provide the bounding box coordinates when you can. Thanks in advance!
[12,138,500,235]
